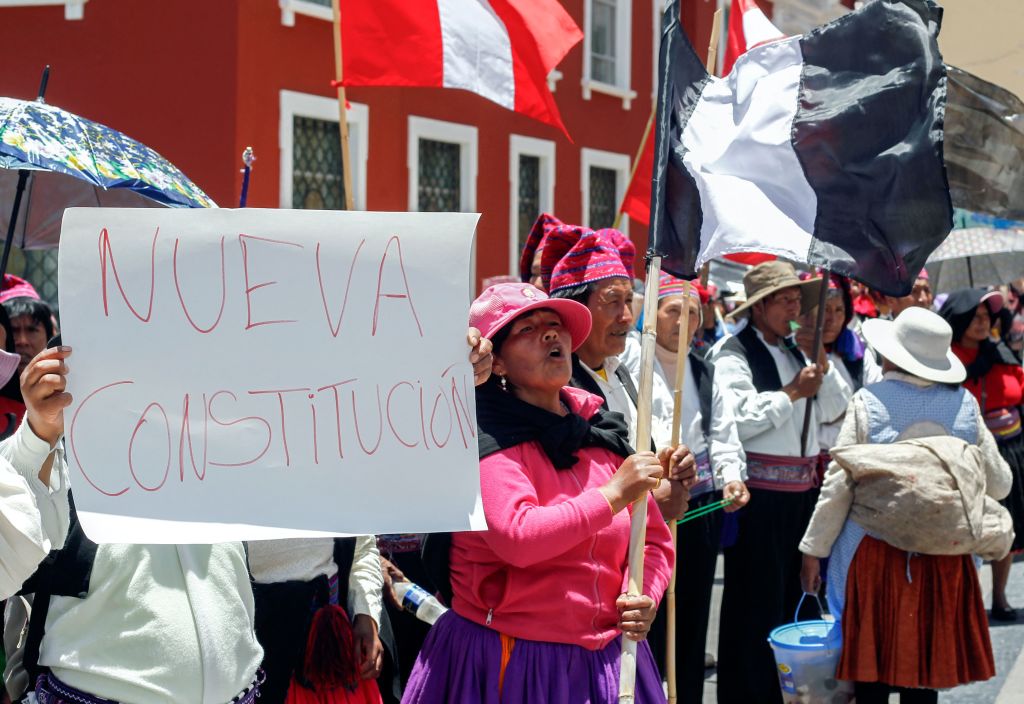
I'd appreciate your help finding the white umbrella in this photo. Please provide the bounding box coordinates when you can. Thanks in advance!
[925,226,1024,292]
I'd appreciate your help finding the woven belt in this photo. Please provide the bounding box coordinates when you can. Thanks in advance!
[34,671,264,704]
[984,407,1022,442]
[745,452,819,493]
[689,450,715,498]
[377,533,423,555]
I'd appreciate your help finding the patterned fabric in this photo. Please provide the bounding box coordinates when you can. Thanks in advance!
[860,379,977,445]
[984,407,1022,441]
[744,452,819,492]
[518,213,563,284]
[377,534,424,556]
[542,225,635,294]
[689,450,715,498]
[657,272,708,303]
[34,672,262,704]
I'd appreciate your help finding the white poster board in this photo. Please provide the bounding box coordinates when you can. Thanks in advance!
[57,208,485,543]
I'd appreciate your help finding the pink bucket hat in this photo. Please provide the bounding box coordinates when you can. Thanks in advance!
[546,228,635,295]
[0,274,40,304]
[469,282,592,352]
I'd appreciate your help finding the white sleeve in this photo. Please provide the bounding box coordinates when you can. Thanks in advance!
[710,347,794,442]
[347,535,384,628]
[0,422,70,599]
[709,376,747,486]
[861,347,884,385]
[813,362,854,425]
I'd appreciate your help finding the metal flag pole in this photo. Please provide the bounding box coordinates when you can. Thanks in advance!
[331,0,356,211]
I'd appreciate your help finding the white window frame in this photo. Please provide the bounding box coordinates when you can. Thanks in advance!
[407,116,478,213]
[580,148,630,235]
[279,90,369,210]
[279,0,332,26]
[582,0,637,109]
[508,136,556,275]
[652,0,668,98]
[0,0,86,19]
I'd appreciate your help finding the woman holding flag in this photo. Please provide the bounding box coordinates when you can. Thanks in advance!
[402,282,682,703]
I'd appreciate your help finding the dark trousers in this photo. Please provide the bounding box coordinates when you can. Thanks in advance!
[649,492,723,703]
[854,681,938,704]
[716,488,818,704]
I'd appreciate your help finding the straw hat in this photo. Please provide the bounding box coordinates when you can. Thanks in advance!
[727,261,823,319]
[861,307,966,384]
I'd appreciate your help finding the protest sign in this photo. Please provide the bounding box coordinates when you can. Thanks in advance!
[57,208,485,543]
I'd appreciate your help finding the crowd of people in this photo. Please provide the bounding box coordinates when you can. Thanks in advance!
[0,212,1019,704]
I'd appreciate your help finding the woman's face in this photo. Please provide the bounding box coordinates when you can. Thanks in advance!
[821,295,846,345]
[964,304,991,344]
[492,309,572,396]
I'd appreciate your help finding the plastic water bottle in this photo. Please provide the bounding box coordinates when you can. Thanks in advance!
[392,580,448,625]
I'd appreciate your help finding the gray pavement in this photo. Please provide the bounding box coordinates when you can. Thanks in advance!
[698,555,1024,702]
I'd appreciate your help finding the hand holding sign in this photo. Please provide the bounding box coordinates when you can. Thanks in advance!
[23,345,73,447]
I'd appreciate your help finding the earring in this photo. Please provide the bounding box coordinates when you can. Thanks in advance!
[500,375,508,392]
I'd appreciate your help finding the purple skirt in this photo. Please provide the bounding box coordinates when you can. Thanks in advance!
[401,611,666,704]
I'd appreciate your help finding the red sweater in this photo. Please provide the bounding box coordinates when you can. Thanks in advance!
[952,344,1024,412]
[450,387,674,650]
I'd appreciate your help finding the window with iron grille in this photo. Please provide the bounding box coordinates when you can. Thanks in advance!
[589,166,618,229]
[418,139,461,212]
[517,155,541,252]
[22,248,59,313]
[292,115,345,210]
[591,0,618,85]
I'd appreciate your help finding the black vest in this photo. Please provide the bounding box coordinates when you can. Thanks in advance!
[720,324,807,392]
[689,350,714,439]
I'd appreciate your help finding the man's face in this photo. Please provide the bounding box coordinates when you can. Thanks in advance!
[529,249,545,291]
[11,314,47,374]
[655,295,701,353]
[886,277,932,316]
[577,278,634,363]
[754,287,803,340]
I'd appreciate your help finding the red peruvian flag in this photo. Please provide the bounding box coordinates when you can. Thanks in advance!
[337,0,582,137]
[722,0,785,76]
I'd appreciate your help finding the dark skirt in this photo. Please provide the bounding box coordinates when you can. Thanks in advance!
[401,611,666,703]
[838,536,995,689]
[996,431,1024,551]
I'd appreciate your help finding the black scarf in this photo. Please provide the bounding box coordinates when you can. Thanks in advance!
[475,379,634,468]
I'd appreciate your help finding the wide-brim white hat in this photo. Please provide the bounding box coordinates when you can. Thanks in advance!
[861,307,966,384]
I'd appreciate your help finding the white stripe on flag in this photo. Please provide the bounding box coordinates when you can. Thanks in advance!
[437,0,515,111]
[685,37,817,268]
[741,6,784,50]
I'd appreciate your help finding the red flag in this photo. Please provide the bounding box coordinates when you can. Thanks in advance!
[722,0,784,76]
[620,126,655,227]
[337,0,582,137]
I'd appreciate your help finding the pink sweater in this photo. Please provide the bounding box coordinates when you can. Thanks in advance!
[450,387,675,650]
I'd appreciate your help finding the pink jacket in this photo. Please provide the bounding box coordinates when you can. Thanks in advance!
[450,386,675,650]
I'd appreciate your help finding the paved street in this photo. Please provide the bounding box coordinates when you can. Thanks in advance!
[700,555,1024,702]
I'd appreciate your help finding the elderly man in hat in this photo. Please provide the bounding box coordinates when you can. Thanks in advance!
[708,260,852,704]
[545,225,694,520]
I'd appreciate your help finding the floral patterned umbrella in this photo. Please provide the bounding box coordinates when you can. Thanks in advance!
[0,96,215,253]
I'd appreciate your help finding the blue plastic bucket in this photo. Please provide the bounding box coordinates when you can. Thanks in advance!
[767,594,853,703]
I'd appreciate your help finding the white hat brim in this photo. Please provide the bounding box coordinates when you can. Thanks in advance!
[861,318,966,384]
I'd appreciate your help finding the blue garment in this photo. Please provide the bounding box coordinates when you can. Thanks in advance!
[827,378,978,623]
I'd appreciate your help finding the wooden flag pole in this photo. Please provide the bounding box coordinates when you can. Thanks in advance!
[664,11,721,702]
[331,0,356,211]
[799,269,830,456]
[665,279,693,704]
[619,255,663,703]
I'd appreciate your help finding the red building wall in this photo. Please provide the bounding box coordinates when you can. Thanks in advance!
[0,0,721,290]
